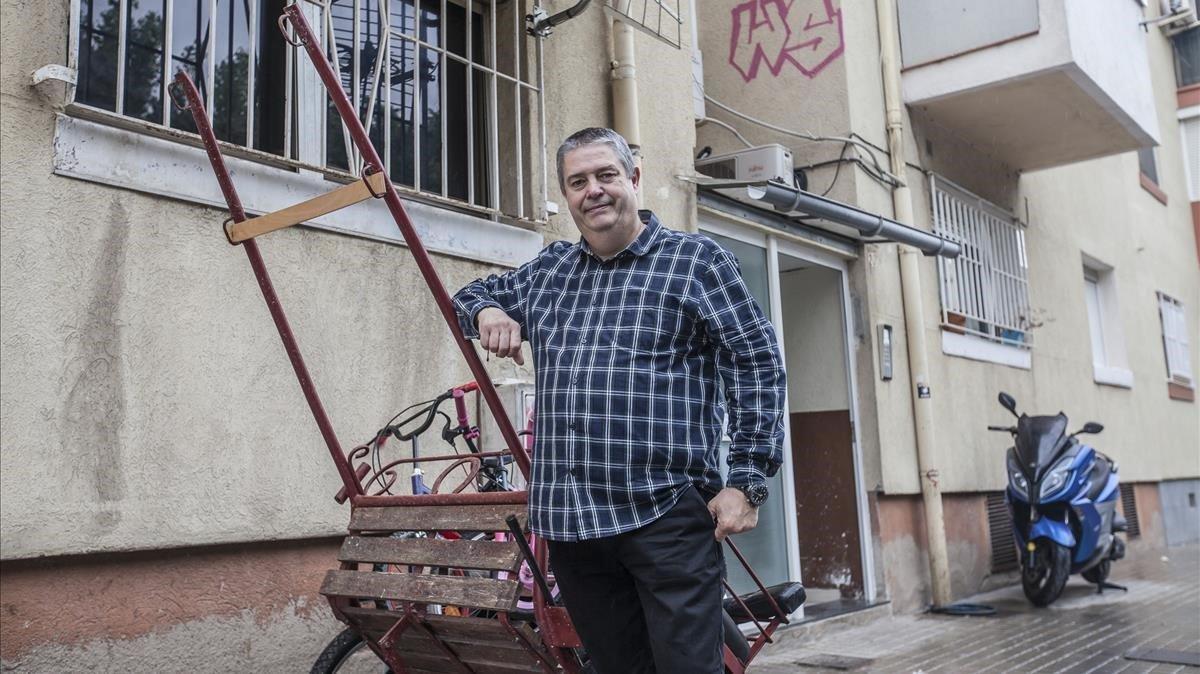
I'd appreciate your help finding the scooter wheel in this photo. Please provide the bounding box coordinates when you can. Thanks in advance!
[1022,540,1070,607]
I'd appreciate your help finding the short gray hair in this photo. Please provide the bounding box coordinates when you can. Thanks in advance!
[555,127,636,191]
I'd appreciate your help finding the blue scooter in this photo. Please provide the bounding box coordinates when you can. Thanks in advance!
[988,392,1127,606]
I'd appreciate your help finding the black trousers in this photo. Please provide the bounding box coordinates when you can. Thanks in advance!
[546,486,724,674]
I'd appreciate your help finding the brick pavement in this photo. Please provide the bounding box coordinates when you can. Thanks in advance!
[750,544,1200,673]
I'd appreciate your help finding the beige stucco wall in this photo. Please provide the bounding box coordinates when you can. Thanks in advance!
[852,4,1200,495]
[0,0,696,561]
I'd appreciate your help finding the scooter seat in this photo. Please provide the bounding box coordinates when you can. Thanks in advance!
[724,582,806,623]
[1113,514,1128,532]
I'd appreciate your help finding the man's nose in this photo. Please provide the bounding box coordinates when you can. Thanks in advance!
[584,179,605,199]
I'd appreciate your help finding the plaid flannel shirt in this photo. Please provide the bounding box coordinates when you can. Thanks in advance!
[453,211,785,541]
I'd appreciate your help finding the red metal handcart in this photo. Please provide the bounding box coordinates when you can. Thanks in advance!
[170,5,803,671]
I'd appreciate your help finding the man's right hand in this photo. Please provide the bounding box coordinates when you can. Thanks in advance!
[476,307,525,365]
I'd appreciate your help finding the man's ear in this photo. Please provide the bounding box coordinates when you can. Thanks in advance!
[630,165,641,191]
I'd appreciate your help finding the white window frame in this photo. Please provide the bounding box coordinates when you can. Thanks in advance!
[61,0,550,232]
[1178,105,1200,203]
[1081,255,1132,388]
[1157,292,1194,387]
[930,174,1033,368]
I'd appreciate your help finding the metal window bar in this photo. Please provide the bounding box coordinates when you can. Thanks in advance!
[206,0,217,115]
[441,0,448,199]
[116,0,128,114]
[931,174,1032,347]
[246,0,256,146]
[488,1,499,216]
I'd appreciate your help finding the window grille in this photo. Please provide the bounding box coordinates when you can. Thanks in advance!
[602,0,683,49]
[70,0,547,223]
[1119,483,1141,537]
[930,175,1032,348]
[1156,292,1193,385]
[986,492,1018,573]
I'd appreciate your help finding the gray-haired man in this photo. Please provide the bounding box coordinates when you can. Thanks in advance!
[454,127,786,673]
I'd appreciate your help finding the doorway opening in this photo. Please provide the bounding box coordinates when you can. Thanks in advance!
[778,255,865,608]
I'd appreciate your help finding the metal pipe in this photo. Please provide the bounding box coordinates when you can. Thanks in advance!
[610,18,642,209]
[531,0,591,34]
[876,0,953,608]
[746,182,960,258]
[610,19,641,153]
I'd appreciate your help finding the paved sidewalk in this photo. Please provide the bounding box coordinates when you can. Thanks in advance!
[751,544,1200,673]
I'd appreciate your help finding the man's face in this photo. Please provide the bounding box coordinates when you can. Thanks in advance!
[560,143,641,241]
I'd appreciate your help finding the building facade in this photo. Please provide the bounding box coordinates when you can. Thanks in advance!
[1,0,1197,670]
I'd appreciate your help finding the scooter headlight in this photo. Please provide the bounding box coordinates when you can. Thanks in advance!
[1006,455,1029,498]
[1040,461,1074,499]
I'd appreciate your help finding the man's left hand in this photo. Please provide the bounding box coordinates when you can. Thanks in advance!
[708,487,759,541]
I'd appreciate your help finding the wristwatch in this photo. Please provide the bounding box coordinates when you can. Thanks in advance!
[736,482,769,508]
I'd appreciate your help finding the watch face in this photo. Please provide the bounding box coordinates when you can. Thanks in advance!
[743,483,769,506]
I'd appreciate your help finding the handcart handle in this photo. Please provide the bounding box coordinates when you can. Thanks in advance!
[505,515,555,605]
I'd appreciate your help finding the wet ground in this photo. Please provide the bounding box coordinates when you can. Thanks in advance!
[751,544,1200,673]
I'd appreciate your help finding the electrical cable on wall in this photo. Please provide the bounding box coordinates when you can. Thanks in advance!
[697,117,753,148]
[701,93,903,188]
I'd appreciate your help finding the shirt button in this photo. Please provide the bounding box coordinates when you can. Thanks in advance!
[568,422,576,431]
[570,466,583,478]
[580,336,588,344]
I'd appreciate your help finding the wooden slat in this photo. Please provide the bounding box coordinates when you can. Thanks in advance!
[423,612,540,648]
[322,569,520,611]
[339,606,536,649]
[349,505,528,533]
[339,536,522,572]
[225,171,386,243]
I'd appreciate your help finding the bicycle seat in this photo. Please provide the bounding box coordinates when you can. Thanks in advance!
[724,581,806,623]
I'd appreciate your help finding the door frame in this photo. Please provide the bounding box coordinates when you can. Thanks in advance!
[700,212,877,606]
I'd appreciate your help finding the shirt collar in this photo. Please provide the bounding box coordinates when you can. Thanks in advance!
[579,210,663,261]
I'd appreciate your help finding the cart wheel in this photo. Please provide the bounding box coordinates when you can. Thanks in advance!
[311,628,391,674]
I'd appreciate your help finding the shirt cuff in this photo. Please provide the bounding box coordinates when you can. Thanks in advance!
[725,458,774,488]
[458,301,501,339]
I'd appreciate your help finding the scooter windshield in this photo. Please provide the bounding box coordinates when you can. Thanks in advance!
[1015,413,1069,479]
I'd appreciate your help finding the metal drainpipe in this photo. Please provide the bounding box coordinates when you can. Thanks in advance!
[876,0,953,608]
[610,18,643,206]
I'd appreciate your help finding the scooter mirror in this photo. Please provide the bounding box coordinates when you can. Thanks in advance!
[998,392,1018,417]
[1079,422,1104,435]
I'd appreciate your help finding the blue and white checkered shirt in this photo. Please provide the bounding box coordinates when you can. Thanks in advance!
[453,211,785,541]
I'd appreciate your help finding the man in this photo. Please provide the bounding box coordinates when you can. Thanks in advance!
[453,127,785,673]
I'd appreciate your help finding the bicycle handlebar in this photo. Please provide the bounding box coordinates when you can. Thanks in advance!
[987,425,1016,433]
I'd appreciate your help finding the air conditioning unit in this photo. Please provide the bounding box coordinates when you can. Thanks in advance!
[695,144,794,184]
[1146,0,1196,33]
[1161,0,1189,14]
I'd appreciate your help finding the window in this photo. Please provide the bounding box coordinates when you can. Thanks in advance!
[1171,26,1200,88]
[1179,108,1200,203]
[1157,292,1194,393]
[931,175,1032,350]
[1138,147,1159,185]
[1082,260,1132,388]
[71,0,545,222]
[1138,146,1168,204]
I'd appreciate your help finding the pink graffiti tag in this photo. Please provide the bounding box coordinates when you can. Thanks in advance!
[729,0,844,82]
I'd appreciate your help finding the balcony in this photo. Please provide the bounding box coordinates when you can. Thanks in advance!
[898,0,1160,171]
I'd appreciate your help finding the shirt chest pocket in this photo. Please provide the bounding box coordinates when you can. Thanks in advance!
[602,294,689,355]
